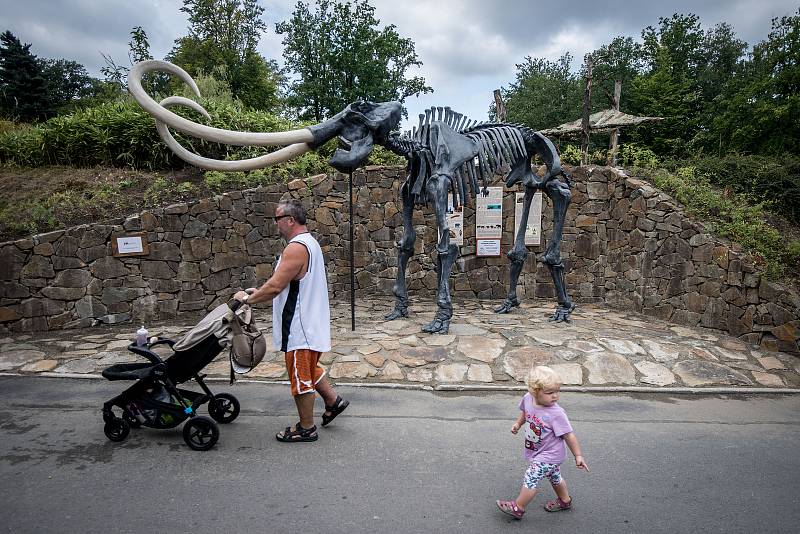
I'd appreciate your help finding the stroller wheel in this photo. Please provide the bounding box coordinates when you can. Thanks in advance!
[123,410,142,429]
[209,393,240,424]
[104,417,130,442]
[182,416,219,451]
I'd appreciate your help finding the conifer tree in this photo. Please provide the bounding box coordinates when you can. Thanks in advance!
[0,31,49,122]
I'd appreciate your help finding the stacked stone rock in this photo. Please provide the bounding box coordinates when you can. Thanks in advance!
[575,167,799,354]
[0,165,797,354]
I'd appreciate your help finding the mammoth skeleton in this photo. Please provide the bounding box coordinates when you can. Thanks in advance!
[129,60,574,334]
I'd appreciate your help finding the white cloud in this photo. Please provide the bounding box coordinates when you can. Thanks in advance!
[1,0,796,129]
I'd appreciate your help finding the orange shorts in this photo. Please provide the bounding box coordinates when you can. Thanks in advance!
[284,349,326,396]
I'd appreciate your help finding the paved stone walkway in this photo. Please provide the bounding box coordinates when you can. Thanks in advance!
[1,298,799,390]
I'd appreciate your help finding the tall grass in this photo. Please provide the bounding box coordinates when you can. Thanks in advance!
[0,98,322,170]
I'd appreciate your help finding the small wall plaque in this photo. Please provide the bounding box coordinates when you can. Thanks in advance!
[112,232,149,257]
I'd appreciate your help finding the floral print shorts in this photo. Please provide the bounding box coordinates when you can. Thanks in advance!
[523,461,562,489]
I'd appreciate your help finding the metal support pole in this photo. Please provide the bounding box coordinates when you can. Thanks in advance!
[349,171,355,331]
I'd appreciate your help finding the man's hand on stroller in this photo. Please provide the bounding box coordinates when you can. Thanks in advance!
[233,287,257,304]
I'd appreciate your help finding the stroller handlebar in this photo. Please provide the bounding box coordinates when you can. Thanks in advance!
[127,338,171,365]
[149,338,175,349]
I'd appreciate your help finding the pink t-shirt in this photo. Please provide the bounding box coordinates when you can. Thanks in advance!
[518,393,573,464]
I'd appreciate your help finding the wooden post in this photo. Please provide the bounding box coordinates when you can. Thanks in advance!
[581,55,593,166]
[493,89,506,122]
[607,80,622,166]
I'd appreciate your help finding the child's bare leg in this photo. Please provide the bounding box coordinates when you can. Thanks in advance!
[515,487,538,510]
[552,478,571,504]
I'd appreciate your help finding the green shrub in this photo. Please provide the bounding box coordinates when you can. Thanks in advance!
[176,181,196,195]
[590,148,609,165]
[0,100,175,168]
[662,153,800,224]
[649,166,800,279]
[555,144,611,166]
[0,97,319,171]
[203,171,255,193]
[560,144,581,165]
[619,143,660,168]
[0,119,22,136]
[0,199,57,236]
[143,176,175,205]
[367,145,405,167]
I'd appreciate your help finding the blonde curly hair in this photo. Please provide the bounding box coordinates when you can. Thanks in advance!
[527,365,562,393]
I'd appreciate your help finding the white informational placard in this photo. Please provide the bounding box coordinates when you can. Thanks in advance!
[476,186,503,257]
[444,193,464,246]
[514,191,543,246]
[116,236,144,254]
[477,239,501,256]
[475,186,503,239]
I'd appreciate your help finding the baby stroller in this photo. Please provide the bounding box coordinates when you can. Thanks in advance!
[101,300,252,451]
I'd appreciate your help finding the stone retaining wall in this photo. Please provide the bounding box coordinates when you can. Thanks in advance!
[0,165,797,353]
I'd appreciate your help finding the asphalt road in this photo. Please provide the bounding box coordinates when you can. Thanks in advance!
[1,376,798,534]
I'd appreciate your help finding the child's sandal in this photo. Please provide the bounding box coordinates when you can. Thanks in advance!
[544,498,572,512]
[496,500,525,519]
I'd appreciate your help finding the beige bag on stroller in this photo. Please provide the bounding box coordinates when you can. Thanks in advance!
[229,304,267,383]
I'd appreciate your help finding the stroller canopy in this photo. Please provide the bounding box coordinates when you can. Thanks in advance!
[173,303,235,352]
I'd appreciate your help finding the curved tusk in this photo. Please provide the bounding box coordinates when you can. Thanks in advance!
[159,96,212,120]
[129,60,314,146]
[155,97,312,171]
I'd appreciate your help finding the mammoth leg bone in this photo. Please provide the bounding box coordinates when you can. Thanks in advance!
[385,184,416,320]
[421,174,456,334]
[542,178,575,322]
[495,186,535,314]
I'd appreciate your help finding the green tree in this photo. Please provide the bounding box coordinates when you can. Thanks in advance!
[690,22,748,152]
[627,14,706,155]
[501,53,581,130]
[710,10,800,155]
[628,47,694,154]
[127,26,171,96]
[102,26,173,99]
[641,13,704,80]
[169,0,281,110]
[587,36,644,111]
[696,23,748,105]
[39,59,97,112]
[0,31,49,122]
[276,0,432,121]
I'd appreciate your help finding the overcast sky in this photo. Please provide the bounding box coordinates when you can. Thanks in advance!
[1,0,797,129]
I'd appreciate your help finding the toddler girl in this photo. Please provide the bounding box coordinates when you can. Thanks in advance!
[496,365,589,519]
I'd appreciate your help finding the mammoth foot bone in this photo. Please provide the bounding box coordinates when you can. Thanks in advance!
[550,303,576,323]
[421,318,450,334]
[384,306,409,321]
[493,297,520,314]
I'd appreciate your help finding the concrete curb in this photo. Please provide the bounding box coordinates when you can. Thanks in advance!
[2,372,799,394]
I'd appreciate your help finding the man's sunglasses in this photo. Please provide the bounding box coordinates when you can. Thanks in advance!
[273,214,293,221]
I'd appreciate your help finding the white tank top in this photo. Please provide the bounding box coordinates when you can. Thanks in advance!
[272,232,331,353]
